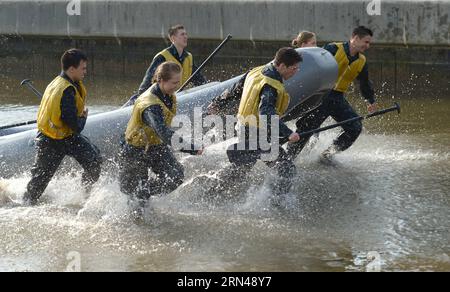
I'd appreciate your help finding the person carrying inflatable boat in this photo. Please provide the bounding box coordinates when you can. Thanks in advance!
[119,61,203,214]
[210,48,302,197]
[287,26,378,162]
[124,24,207,106]
[23,49,102,206]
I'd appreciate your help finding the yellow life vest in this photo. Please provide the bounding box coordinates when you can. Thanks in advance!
[158,49,193,85]
[238,65,290,128]
[37,75,86,140]
[333,42,366,93]
[125,86,177,147]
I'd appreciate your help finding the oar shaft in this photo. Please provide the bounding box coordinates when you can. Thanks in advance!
[0,120,37,130]
[21,79,43,99]
[177,34,232,93]
[366,102,401,118]
[25,83,43,99]
[297,116,363,137]
[280,103,401,144]
[0,80,44,132]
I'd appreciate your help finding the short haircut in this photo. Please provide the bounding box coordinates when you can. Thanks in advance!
[274,47,303,67]
[168,24,185,37]
[352,26,373,38]
[61,48,87,71]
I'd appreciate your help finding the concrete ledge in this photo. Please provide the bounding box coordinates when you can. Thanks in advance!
[0,0,449,45]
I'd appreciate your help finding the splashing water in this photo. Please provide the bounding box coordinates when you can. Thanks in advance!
[1,83,450,272]
[1,124,449,271]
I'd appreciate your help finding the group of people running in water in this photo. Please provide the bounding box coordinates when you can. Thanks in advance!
[21,24,377,216]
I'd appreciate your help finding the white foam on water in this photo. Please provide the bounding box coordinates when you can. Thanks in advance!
[0,177,28,206]
[0,129,448,271]
[294,130,450,167]
[77,177,130,223]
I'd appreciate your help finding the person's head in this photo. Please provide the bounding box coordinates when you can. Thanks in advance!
[273,47,303,80]
[61,48,87,82]
[153,61,182,95]
[168,24,188,49]
[350,26,373,53]
[292,31,317,48]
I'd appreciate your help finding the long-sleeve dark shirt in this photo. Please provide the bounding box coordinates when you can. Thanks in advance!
[137,44,207,96]
[258,64,293,138]
[207,72,248,116]
[323,42,376,104]
[141,84,197,154]
[60,72,86,134]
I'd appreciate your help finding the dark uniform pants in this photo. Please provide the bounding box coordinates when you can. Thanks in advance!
[24,134,102,203]
[216,128,297,196]
[119,143,184,202]
[287,90,363,159]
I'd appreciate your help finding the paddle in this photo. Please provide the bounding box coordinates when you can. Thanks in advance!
[0,119,38,131]
[0,79,44,131]
[227,102,401,165]
[177,34,232,93]
[21,79,43,98]
[122,35,232,107]
[278,102,401,145]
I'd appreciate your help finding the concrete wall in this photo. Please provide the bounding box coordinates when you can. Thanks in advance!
[1,35,448,102]
[0,0,449,46]
[0,0,448,100]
